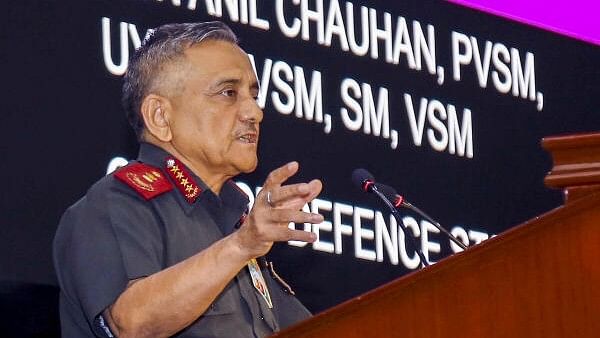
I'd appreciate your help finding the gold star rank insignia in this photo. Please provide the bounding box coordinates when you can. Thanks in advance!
[164,157,202,204]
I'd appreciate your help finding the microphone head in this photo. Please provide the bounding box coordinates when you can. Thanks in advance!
[352,168,375,192]
[374,182,397,198]
[374,183,404,207]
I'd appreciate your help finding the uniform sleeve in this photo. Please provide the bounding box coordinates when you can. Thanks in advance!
[106,187,165,280]
[54,181,165,332]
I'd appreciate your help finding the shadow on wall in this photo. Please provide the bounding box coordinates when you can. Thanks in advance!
[0,281,60,338]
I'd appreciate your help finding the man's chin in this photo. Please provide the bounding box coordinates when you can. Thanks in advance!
[236,157,258,174]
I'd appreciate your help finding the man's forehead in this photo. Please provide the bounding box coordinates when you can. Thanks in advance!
[184,41,250,69]
[182,40,257,83]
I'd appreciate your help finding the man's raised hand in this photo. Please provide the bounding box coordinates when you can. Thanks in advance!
[233,161,323,259]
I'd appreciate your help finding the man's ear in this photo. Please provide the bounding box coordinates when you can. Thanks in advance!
[140,94,173,142]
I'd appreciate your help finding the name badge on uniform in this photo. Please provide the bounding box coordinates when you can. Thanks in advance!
[247,258,273,309]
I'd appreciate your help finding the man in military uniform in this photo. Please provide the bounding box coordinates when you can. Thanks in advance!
[53,21,323,337]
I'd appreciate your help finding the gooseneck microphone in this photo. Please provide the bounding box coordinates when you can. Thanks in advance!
[352,169,430,267]
[360,175,468,251]
[352,168,468,258]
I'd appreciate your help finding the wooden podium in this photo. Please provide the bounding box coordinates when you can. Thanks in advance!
[272,133,600,338]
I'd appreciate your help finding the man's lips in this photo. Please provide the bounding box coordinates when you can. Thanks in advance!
[236,131,258,144]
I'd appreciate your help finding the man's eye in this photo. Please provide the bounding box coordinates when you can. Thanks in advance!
[220,89,236,97]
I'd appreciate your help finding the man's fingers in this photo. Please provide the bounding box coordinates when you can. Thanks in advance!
[257,225,315,243]
[268,208,324,225]
[303,179,322,201]
[283,228,317,243]
[263,162,299,188]
[267,179,322,208]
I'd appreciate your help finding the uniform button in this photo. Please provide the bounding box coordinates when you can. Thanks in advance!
[260,316,264,320]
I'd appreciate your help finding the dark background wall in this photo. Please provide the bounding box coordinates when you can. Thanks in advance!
[2,1,598,334]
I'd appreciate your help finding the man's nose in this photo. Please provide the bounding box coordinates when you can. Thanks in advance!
[240,95,263,124]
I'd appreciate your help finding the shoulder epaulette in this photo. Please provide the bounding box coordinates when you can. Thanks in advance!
[114,162,173,200]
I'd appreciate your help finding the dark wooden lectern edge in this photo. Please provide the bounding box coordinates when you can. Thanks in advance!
[272,190,600,337]
[542,132,600,150]
[542,132,600,192]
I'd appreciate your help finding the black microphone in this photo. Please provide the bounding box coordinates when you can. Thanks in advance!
[352,168,468,252]
[352,168,430,267]
[352,168,404,207]
[374,184,407,208]
[351,168,375,192]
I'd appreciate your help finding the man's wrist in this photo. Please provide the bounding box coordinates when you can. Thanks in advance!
[223,231,257,263]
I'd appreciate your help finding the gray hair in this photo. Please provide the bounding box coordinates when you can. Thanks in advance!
[122,21,239,140]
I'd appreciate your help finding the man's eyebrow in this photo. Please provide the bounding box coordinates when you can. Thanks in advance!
[211,78,260,90]
[210,77,260,92]
[211,78,241,89]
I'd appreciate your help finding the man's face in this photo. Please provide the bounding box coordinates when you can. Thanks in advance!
[166,40,262,178]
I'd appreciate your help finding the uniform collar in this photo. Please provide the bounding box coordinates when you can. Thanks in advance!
[137,142,249,215]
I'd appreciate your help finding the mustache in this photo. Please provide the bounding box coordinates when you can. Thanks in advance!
[234,124,259,137]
